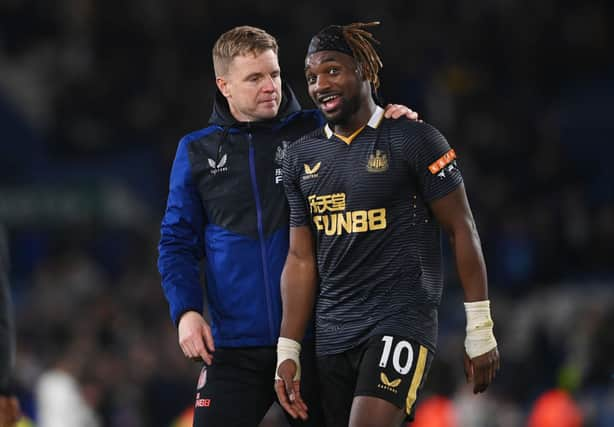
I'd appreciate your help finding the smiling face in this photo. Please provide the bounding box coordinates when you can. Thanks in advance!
[216,49,282,122]
[305,50,372,126]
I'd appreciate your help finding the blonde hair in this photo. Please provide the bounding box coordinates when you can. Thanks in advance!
[212,26,279,76]
[342,22,383,90]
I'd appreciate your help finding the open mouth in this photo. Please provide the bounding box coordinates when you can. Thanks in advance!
[318,94,342,113]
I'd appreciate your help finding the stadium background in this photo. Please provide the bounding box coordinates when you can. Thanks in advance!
[0,0,612,425]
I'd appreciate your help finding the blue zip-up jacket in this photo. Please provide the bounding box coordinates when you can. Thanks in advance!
[158,83,323,347]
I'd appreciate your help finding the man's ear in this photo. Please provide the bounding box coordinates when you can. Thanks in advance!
[216,77,230,97]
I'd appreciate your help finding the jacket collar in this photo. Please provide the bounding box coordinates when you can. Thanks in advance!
[208,81,302,129]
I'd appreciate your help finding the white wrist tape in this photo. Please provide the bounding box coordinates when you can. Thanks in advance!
[464,300,497,359]
[276,337,302,381]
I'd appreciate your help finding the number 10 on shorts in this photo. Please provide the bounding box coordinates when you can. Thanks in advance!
[379,336,414,375]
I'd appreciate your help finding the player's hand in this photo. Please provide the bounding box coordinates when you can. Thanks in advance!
[178,311,215,365]
[0,395,20,427]
[463,347,500,394]
[274,359,308,421]
[383,104,421,121]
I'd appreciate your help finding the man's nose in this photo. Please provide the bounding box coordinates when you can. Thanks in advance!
[262,75,277,92]
[314,74,331,93]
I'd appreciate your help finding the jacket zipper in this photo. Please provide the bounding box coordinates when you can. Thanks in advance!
[247,132,276,343]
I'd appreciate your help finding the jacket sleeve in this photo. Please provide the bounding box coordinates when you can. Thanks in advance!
[158,136,206,326]
[0,226,15,395]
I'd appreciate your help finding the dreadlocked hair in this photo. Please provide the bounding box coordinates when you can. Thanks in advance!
[341,21,383,90]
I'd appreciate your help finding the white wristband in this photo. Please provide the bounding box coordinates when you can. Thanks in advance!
[276,337,302,381]
[464,300,497,359]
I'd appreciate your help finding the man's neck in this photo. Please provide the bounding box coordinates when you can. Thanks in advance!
[228,104,252,123]
[333,96,377,137]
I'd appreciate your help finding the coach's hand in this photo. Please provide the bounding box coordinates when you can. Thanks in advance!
[464,347,500,394]
[383,104,422,121]
[275,359,308,421]
[178,311,215,365]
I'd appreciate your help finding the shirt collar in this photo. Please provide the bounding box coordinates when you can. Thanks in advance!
[323,105,385,139]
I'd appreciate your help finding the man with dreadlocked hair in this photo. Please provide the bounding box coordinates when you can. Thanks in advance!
[275,22,500,426]
[159,23,420,427]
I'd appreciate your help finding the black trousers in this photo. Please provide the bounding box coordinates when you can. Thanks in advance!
[192,342,324,427]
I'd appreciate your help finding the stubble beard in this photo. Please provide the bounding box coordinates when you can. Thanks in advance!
[325,92,362,127]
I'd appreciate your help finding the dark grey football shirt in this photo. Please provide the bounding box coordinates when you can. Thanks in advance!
[283,106,463,356]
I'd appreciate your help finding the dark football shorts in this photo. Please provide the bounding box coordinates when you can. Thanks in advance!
[192,343,323,427]
[317,334,433,426]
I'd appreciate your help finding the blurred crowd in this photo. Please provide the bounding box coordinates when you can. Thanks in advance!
[0,0,612,426]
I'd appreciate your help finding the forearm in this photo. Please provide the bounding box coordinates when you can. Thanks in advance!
[449,219,497,358]
[158,224,204,324]
[449,219,488,302]
[279,253,317,342]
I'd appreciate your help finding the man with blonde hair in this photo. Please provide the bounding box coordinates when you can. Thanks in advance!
[158,25,417,427]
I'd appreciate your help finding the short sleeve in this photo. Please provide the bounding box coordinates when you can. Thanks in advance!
[282,143,310,227]
[403,123,463,202]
